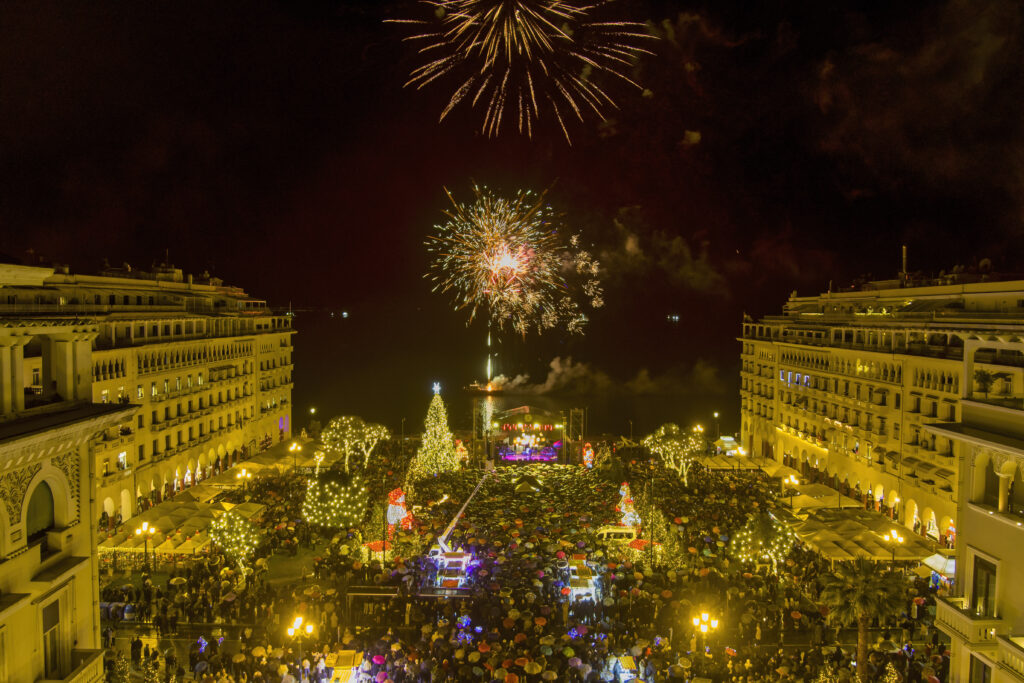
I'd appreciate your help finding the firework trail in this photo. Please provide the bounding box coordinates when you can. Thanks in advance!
[388,0,654,141]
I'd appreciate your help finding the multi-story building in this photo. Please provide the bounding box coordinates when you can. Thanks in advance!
[740,275,1024,550]
[929,364,1024,681]
[0,318,136,681]
[2,262,294,529]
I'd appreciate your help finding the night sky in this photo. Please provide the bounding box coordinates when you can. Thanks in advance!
[2,0,1023,424]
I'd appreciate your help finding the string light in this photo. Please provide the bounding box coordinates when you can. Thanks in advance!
[303,473,369,528]
[321,416,390,472]
[209,509,261,572]
[729,512,796,573]
[642,423,703,485]
[406,389,460,484]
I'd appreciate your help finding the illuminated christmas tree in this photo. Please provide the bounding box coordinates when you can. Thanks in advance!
[321,416,390,472]
[882,662,901,683]
[109,653,130,683]
[729,511,796,573]
[209,509,262,575]
[406,385,459,484]
[815,664,839,683]
[303,471,368,529]
[142,657,161,683]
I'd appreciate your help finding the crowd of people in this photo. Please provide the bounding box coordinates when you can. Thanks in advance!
[102,450,950,683]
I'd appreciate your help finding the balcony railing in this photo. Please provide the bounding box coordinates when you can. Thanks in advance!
[998,636,1024,681]
[39,648,105,683]
[935,596,1008,646]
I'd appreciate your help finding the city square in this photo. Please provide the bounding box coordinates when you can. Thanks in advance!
[2,1,1024,682]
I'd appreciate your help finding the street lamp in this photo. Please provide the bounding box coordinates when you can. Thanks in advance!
[236,467,252,493]
[884,530,904,566]
[135,521,157,573]
[692,612,719,652]
[784,474,800,508]
[287,615,314,664]
[713,411,720,439]
[289,441,302,470]
[628,419,633,441]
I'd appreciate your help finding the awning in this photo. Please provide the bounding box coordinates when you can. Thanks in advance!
[923,553,955,577]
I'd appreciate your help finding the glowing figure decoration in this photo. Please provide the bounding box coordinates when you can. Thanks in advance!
[582,442,594,468]
[455,439,469,464]
[386,487,414,538]
[616,481,640,527]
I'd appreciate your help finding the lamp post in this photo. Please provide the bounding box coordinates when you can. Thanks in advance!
[714,411,720,439]
[784,474,800,509]
[692,611,719,653]
[289,441,302,470]
[884,530,904,567]
[628,419,633,441]
[236,467,252,493]
[135,521,157,573]
[287,615,314,665]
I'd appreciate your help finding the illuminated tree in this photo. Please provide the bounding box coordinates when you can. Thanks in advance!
[729,512,796,573]
[142,657,161,683]
[882,663,901,683]
[815,664,839,683]
[642,423,701,485]
[303,471,368,529]
[209,509,262,575]
[820,559,905,683]
[109,653,130,683]
[321,416,391,472]
[406,390,459,484]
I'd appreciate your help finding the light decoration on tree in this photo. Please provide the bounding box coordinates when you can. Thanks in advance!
[303,471,369,529]
[815,664,839,683]
[616,482,641,527]
[882,663,901,683]
[642,423,701,485]
[111,653,131,683]
[729,511,796,573]
[321,416,390,472]
[209,509,261,575]
[386,487,415,538]
[406,388,460,484]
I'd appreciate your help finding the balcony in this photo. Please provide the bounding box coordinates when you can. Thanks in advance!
[998,636,1024,682]
[935,596,1008,646]
[40,648,105,683]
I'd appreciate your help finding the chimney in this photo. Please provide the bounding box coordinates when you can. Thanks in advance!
[900,245,908,281]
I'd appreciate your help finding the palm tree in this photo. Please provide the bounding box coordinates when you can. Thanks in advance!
[820,559,905,683]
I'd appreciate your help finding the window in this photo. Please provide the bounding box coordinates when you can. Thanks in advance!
[42,600,61,679]
[138,444,145,462]
[151,382,157,397]
[187,375,193,388]
[175,377,181,391]
[32,368,41,385]
[117,451,127,470]
[137,414,144,429]
[26,482,55,543]
[970,656,991,683]
[197,373,204,386]
[100,389,109,404]
[137,385,143,399]
[972,555,997,617]
[152,439,158,455]
[163,379,169,394]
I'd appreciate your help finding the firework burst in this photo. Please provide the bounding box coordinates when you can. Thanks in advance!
[388,0,654,141]
[426,185,603,335]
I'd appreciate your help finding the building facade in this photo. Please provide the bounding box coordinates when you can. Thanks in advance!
[2,263,294,530]
[741,277,1024,548]
[0,316,136,682]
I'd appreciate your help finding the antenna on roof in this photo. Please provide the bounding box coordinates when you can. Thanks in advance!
[900,245,908,283]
